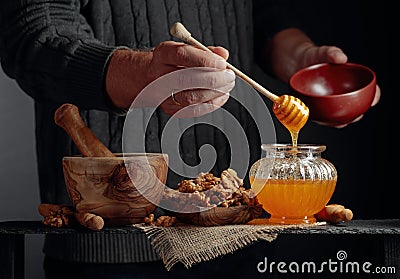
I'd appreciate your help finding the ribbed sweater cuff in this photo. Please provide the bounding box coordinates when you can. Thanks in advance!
[67,41,128,115]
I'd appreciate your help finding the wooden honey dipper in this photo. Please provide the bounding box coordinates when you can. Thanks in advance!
[53,103,115,230]
[170,22,309,145]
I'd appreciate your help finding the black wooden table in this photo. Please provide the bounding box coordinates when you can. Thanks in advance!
[1,219,399,279]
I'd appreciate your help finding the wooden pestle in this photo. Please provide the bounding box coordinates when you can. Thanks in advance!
[74,212,105,231]
[54,103,113,230]
[315,204,353,224]
[54,103,115,157]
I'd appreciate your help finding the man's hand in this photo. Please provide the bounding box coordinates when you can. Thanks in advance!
[269,28,380,127]
[105,41,234,117]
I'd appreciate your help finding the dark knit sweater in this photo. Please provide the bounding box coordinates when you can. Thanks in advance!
[0,0,297,263]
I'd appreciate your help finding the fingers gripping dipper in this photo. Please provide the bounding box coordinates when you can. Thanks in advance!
[170,22,309,145]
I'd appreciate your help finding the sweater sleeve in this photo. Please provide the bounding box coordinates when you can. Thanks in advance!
[0,0,120,111]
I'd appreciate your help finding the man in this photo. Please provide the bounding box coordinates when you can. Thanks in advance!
[0,1,380,278]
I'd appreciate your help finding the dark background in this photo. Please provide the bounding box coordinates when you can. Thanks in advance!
[286,0,393,220]
[0,1,393,278]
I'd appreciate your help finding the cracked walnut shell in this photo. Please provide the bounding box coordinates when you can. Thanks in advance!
[166,169,263,226]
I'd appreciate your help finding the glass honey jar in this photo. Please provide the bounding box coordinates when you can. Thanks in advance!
[249,144,337,224]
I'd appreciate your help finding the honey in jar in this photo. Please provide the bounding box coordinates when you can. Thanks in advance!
[249,144,337,224]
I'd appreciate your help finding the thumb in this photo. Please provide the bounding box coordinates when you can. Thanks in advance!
[326,47,348,64]
[208,46,229,60]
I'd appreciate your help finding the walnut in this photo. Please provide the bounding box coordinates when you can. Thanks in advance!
[155,215,177,227]
[177,179,201,193]
[220,168,243,191]
[178,172,221,193]
[144,214,177,227]
[162,169,260,211]
[144,213,155,225]
[38,204,75,228]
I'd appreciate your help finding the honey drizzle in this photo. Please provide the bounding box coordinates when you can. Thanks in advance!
[290,131,299,147]
[272,95,309,146]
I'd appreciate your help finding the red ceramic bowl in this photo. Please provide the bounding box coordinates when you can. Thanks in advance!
[289,63,376,126]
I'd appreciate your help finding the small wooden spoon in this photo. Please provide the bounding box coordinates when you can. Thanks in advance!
[170,22,309,143]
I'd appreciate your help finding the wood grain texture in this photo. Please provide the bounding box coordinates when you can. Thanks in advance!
[74,212,105,231]
[54,103,168,226]
[174,204,263,226]
[63,154,168,226]
[54,103,115,157]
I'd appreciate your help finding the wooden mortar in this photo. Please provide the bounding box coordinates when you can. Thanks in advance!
[54,103,168,227]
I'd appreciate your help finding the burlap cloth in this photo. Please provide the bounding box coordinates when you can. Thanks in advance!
[132,219,325,270]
